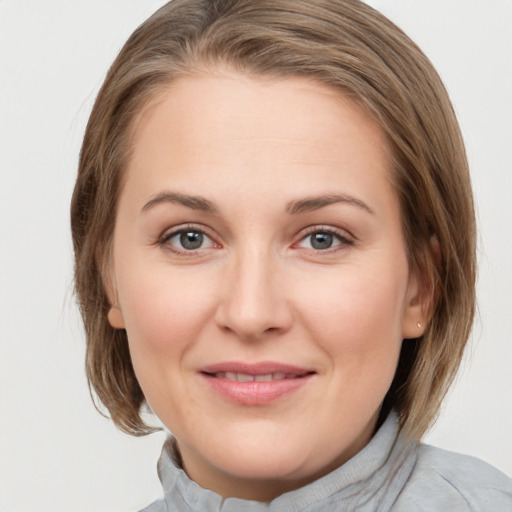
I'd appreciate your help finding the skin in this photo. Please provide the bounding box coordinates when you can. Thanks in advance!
[107,70,426,501]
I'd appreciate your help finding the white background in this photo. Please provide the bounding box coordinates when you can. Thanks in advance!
[0,1,511,511]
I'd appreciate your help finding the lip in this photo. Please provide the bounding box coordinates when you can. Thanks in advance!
[199,361,316,406]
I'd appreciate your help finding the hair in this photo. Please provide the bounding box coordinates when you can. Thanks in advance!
[71,0,476,440]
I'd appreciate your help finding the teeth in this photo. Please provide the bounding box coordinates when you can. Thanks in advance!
[237,373,254,382]
[214,372,299,382]
[255,374,272,382]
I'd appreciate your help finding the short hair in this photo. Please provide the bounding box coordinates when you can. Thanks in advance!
[71,0,476,439]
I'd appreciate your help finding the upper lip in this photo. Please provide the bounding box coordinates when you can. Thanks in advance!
[200,361,315,376]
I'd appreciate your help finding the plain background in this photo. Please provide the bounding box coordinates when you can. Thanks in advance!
[1,1,511,511]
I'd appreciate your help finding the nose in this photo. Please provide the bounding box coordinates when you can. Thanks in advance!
[214,246,293,341]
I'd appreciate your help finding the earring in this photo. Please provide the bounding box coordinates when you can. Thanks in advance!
[417,322,422,329]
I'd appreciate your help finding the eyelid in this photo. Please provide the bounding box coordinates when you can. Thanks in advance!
[294,225,354,251]
[157,223,353,256]
[159,223,221,254]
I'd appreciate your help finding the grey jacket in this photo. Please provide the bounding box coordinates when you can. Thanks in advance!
[140,412,512,511]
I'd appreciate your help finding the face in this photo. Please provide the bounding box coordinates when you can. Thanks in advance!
[108,70,425,500]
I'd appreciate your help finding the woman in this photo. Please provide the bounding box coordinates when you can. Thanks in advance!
[71,0,512,510]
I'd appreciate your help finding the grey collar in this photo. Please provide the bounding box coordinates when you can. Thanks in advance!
[156,411,417,512]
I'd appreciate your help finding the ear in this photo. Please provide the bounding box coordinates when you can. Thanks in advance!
[401,268,428,339]
[108,306,126,329]
[100,251,126,329]
[402,237,440,339]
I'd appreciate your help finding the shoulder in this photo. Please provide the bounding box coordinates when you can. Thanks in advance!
[137,498,168,512]
[393,443,512,512]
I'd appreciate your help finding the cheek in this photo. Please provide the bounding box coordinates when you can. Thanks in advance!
[296,262,408,363]
[116,263,217,358]
[115,265,218,420]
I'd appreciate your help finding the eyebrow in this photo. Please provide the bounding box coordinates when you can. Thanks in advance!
[141,191,374,216]
[141,192,218,213]
[286,194,375,215]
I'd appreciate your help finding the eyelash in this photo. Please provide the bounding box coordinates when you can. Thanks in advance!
[158,224,354,255]
[295,226,354,254]
[159,224,218,255]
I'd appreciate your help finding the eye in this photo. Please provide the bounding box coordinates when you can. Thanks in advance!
[296,228,353,251]
[161,227,217,253]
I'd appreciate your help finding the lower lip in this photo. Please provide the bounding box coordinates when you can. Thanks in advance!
[201,373,314,405]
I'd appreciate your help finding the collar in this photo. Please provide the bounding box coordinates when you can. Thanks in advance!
[156,411,417,512]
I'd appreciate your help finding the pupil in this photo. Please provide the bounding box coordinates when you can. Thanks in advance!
[311,232,333,250]
[180,231,203,250]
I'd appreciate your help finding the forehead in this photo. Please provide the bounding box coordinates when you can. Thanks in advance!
[133,71,387,149]
[123,70,395,215]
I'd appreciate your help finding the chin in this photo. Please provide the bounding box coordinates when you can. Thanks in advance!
[205,430,328,483]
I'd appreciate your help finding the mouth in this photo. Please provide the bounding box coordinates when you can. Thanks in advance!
[205,371,312,382]
[199,362,316,405]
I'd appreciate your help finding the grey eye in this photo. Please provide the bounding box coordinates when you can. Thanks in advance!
[310,232,334,250]
[164,229,215,252]
[297,229,352,252]
[180,231,204,250]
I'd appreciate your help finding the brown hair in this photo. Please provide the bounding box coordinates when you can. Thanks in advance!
[71,0,476,439]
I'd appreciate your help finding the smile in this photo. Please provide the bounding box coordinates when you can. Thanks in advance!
[210,372,307,382]
[200,362,316,405]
